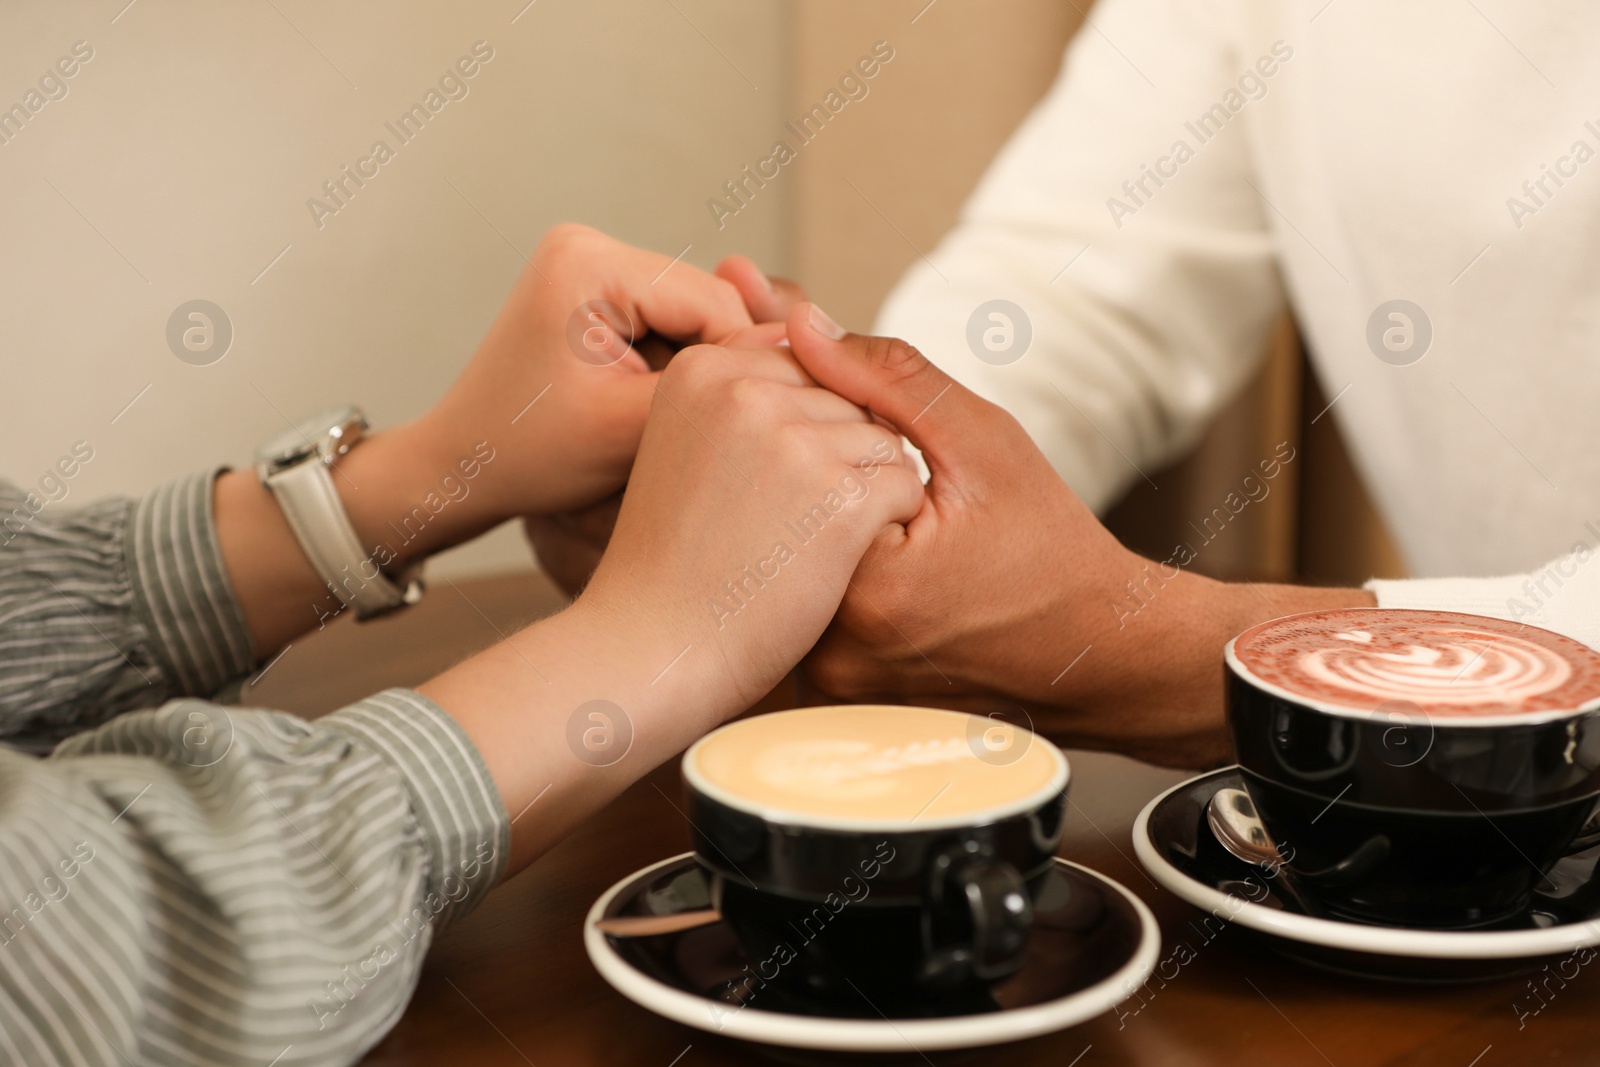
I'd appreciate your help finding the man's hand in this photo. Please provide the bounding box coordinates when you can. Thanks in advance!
[525,253,808,597]
[784,307,1371,768]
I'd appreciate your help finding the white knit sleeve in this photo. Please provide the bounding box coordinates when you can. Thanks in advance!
[876,0,1288,513]
[1367,546,1600,651]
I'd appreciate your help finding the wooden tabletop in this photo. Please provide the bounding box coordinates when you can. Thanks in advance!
[251,573,1600,1067]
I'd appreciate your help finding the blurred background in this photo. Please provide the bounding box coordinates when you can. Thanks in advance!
[0,0,1403,586]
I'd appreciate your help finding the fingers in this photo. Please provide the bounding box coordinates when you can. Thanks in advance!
[537,225,754,344]
[629,319,787,378]
[633,333,678,372]
[626,250,752,343]
[823,423,927,531]
[522,514,605,599]
[715,255,807,323]
[666,343,815,389]
[788,382,871,425]
[717,321,789,349]
[552,492,623,540]
[784,302,992,477]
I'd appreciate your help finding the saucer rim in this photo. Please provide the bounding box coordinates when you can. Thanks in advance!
[584,852,1160,1052]
[1133,766,1600,959]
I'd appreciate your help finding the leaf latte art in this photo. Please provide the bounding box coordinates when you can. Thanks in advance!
[687,706,1064,823]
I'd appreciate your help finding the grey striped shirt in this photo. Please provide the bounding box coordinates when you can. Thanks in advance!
[0,472,509,1066]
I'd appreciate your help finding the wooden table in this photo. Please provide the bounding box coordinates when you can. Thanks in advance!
[252,573,1600,1066]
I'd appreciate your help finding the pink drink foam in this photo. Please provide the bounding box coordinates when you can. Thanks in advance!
[1231,609,1600,717]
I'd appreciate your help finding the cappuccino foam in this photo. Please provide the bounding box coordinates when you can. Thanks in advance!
[1231,609,1600,717]
[685,706,1066,827]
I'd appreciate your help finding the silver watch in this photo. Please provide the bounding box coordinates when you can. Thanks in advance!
[254,404,424,621]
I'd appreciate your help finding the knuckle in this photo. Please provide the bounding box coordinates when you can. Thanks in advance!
[866,336,928,380]
[865,336,951,410]
[726,373,775,414]
[537,222,601,260]
[660,343,722,389]
[877,464,924,511]
[770,420,824,465]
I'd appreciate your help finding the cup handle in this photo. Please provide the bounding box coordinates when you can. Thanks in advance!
[960,858,1034,980]
[922,852,1033,987]
[1565,799,1600,854]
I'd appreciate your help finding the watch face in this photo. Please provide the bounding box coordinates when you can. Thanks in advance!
[255,405,366,468]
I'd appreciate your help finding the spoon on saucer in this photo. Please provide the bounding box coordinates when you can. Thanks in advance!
[1206,788,1325,916]
[595,908,722,937]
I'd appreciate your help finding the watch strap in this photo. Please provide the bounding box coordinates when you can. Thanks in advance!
[265,459,421,620]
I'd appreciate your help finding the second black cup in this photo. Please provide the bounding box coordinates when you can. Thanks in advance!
[1226,609,1600,928]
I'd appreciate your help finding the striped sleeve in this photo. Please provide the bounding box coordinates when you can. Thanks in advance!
[0,472,254,744]
[0,688,508,1067]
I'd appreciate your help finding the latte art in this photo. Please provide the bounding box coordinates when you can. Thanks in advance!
[751,738,973,801]
[685,705,1066,826]
[1231,609,1600,718]
[1300,628,1573,706]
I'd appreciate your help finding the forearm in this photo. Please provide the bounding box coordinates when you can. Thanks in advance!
[419,599,725,876]
[215,415,508,655]
[1027,572,1374,766]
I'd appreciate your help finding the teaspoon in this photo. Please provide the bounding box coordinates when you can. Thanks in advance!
[1206,787,1325,916]
[594,908,722,937]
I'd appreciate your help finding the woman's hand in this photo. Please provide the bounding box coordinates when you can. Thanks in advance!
[218,225,757,653]
[523,254,809,597]
[418,224,756,522]
[580,321,922,716]
[420,310,923,872]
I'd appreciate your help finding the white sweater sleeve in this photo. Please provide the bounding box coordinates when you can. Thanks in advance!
[876,0,1288,512]
[1368,548,1600,652]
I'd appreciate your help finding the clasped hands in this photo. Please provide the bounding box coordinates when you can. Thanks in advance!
[406,226,1357,769]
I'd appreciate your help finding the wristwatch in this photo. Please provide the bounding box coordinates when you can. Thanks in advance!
[254,404,424,620]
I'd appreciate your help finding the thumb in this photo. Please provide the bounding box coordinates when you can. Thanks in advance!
[786,302,987,475]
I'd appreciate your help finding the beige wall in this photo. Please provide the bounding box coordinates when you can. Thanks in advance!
[788,0,1082,329]
[0,0,790,576]
[4,0,1400,585]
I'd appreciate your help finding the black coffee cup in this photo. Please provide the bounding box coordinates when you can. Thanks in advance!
[1226,609,1600,928]
[681,705,1069,1010]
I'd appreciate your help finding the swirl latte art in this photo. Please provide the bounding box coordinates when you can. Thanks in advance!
[1231,609,1600,717]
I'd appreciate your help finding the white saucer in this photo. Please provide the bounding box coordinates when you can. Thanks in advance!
[1133,768,1600,973]
[584,852,1159,1053]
